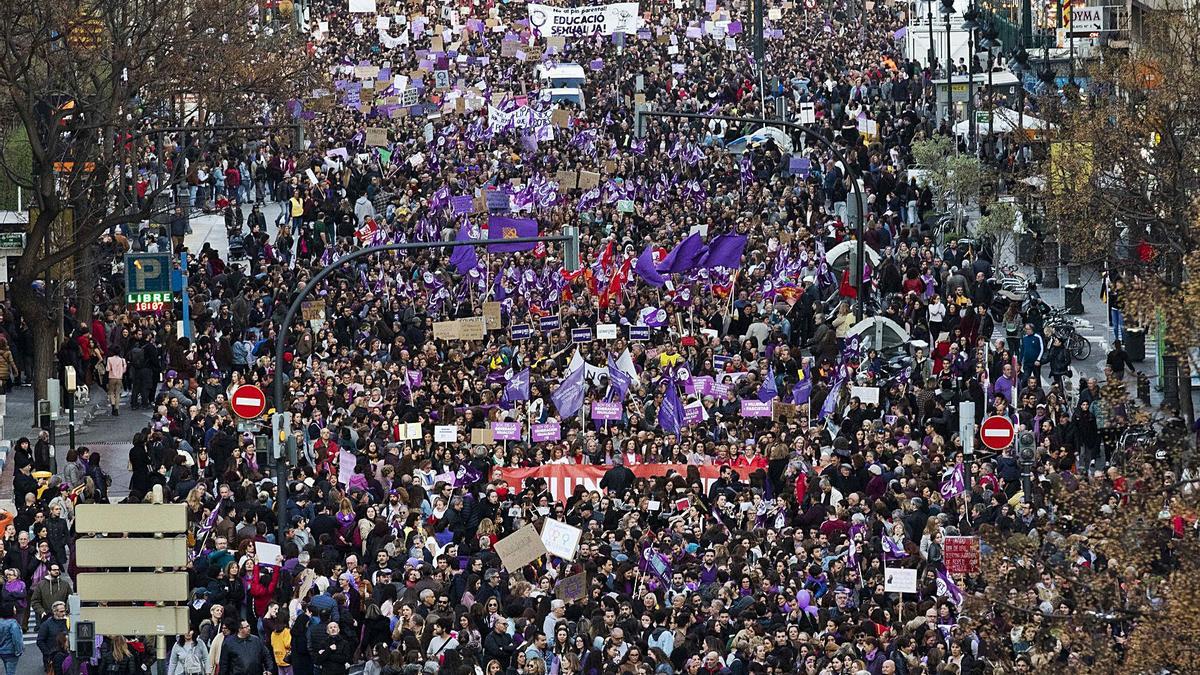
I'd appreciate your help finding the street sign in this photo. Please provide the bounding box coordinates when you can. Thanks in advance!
[77,572,190,602]
[77,537,187,568]
[124,253,172,304]
[231,384,267,419]
[979,415,1016,450]
[944,536,981,574]
[75,504,187,534]
[958,401,976,455]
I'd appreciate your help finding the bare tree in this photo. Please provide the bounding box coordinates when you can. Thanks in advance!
[1044,3,1200,422]
[0,0,310,400]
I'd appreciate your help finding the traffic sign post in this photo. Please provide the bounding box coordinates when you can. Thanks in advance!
[979,415,1016,450]
[231,384,267,419]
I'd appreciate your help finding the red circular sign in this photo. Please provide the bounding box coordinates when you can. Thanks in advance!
[979,415,1016,450]
[230,384,267,419]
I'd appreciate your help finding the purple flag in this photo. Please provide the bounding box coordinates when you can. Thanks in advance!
[486,216,538,253]
[700,234,747,269]
[504,368,530,402]
[791,365,812,404]
[656,233,707,274]
[937,568,965,606]
[819,378,843,420]
[939,462,967,501]
[607,354,631,401]
[449,221,478,274]
[639,547,672,582]
[757,365,778,402]
[551,355,587,418]
[406,369,423,390]
[882,535,908,560]
[634,244,667,286]
[658,377,686,435]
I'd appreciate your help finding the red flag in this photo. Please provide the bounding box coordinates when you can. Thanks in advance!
[606,258,633,306]
[839,269,857,298]
[595,240,615,272]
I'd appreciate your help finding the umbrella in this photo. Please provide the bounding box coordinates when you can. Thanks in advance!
[824,240,881,273]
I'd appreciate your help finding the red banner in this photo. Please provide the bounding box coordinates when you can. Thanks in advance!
[495,463,722,503]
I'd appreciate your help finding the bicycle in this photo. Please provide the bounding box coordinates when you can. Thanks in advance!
[1045,310,1093,360]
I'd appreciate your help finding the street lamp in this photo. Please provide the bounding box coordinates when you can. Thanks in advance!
[1017,430,1036,503]
[64,366,77,458]
[940,0,956,130]
[978,21,1001,141]
[962,6,981,150]
[1008,46,1031,155]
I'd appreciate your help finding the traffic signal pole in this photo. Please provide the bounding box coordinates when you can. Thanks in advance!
[271,233,579,542]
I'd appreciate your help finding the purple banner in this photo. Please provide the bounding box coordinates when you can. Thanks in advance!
[740,399,773,417]
[590,401,623,421]
[790,156,812,176]
[491,421,523,441]
[531,422,562,443]
[451,195,474,214]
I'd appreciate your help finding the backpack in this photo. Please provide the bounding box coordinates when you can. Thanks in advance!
[129,345,146,368]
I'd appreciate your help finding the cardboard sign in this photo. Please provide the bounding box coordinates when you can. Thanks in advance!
[555,572,588,601]
[552,109,572,128]
[365,127,389,146]
[555,170,578,189]
[434,425,458,443]
[471,428,495,445]
[578,171,601,190]
[494,524,548,571]
[944,536,981,574]
[491,421,523,441]
[433,321,461,339]
[459,317,486,340]
[540,518,583,560]
[300,300,326,321]
[483,302,502,330]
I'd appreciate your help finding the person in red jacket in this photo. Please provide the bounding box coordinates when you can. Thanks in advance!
[248,563,280,619]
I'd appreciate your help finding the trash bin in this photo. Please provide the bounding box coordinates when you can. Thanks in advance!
[1064,284,1085,315]
[1041,266,1060,288]
[1137,373,1151,405]
[1124,327,1146,362]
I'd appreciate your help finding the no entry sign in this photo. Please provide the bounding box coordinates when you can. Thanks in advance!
[231,384,267,419]
[979,415,1015,450]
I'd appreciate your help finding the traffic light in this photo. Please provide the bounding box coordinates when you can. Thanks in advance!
[271,412,292,460]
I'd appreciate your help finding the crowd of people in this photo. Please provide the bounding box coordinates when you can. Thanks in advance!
[1,0,1191,674]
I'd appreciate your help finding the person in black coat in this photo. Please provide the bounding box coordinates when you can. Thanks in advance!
[289,609,316,675]
[599,455,635,495]
[313,621,352,675]
[482,617,516,666]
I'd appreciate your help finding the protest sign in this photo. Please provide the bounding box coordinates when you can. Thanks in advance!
[541,518,583,560]
[555,572,588,601]
[884,567,918,593]
[527,3,643,37]
[434,425,458,443]
[494,525,548,571]
[470,428,495,445]
[590,401,623,420]
[433,321,461,339]
[531,422,562,442]
[739,399,773,417]
[364,128,388,146]
[944,536,981,574]
[483,302,502,330]
[491,422,523,441]
[459,317,486,340]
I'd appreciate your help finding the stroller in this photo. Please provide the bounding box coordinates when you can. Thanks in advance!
[228,233,246,260]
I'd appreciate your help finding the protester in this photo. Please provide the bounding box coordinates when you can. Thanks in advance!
[2,0,1193,673]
